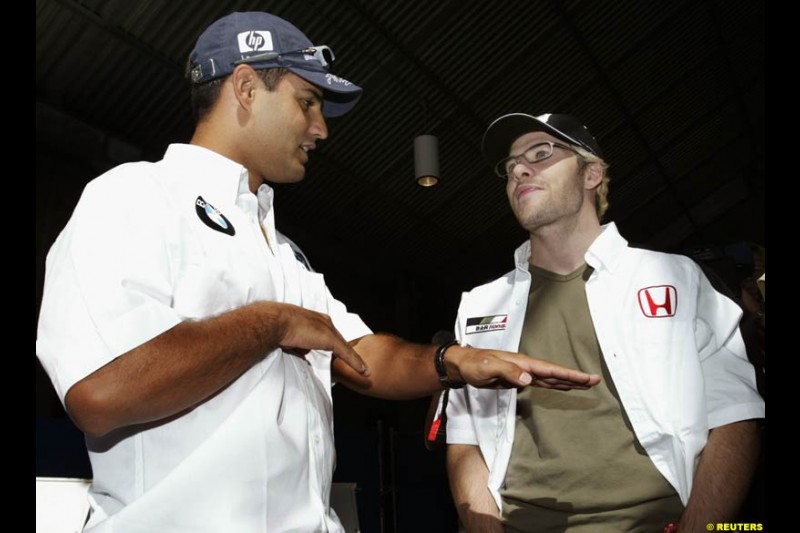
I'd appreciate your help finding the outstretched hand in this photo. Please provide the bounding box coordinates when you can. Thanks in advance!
[444,345,600,390]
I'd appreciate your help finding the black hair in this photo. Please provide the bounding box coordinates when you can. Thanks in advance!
[186,65,291,124]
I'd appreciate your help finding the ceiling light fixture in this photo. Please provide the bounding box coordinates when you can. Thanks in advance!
[414,134,440,187]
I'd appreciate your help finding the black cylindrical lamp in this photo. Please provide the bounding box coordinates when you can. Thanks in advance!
[414,134,440,187]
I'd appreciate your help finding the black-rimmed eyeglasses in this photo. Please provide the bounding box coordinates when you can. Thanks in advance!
[234,45,335,68]
[494,141,577,178]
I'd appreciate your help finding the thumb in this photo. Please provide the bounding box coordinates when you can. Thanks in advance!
[486,358,532,387]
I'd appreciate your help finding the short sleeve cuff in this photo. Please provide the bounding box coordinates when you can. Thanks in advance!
[708,402,765,429]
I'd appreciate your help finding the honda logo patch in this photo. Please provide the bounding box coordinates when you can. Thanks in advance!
[465,315,508,335]
[637,285,677,318]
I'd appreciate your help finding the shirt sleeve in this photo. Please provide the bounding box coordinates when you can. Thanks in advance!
[324,286,372,343]
[694,267,765,429]
[276,231,372,343]
[36,169,182,403]
[303,271,372,386]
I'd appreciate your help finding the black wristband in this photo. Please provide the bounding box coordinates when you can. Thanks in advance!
[434,339,465,389]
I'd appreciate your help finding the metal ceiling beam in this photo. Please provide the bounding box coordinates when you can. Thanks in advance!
[48,0,183,76]
[321,0,489,134]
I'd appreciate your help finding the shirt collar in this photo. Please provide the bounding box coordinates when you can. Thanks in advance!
[256,183,275,222]
[513,222,627,274]
[513,240,532,272]
[584,222,628,273]
[162,144,251,210]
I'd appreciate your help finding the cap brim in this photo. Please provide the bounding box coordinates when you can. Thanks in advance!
[482,113,576,168]
[289,67,363,117]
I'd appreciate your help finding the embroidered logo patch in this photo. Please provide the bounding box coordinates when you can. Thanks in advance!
[237,31,273,53]
[325,73,352,87]
[465,315,508,335]
[195,196,235,236]
[637,285,677,318]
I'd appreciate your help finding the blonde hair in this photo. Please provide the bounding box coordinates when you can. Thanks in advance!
[573,146,610,220]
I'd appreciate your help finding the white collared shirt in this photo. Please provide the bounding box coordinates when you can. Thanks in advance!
[446,223,764,510]
[37,144,371,532]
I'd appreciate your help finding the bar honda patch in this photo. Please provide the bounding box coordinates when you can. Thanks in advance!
[465,314,508,335]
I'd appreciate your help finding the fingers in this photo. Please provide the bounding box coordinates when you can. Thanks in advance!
[458,349,601,390]
[330,338,370,376]
[277,304,368,375]
[487,361,595,390]
[512,356,601,388]
[528,377,593,390]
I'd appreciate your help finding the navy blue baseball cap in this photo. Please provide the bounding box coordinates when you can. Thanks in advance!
[482,113,604,167]
[188,12,362,117]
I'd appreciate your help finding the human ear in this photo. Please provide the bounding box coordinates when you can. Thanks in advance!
[583,162,603,191]
[230,64,258,110]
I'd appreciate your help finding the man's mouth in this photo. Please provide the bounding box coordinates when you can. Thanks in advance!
[516,185,542,199]
[298,144,314,164]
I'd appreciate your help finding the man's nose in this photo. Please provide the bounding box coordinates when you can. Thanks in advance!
[310,111,328,140]
[510,160,535,182]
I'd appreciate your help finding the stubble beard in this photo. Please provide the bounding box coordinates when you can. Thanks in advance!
[513,174,585,233]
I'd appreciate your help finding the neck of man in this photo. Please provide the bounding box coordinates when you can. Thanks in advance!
[527,207,602,275]
[190,120,238,164]
[191,120,264,194]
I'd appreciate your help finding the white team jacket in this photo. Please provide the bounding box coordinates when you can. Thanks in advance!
[446,223,764,510]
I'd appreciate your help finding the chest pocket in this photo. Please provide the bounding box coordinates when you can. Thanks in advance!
[173,232,257,318]
[461,306,516,351]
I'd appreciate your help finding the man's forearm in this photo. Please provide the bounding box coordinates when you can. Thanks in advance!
[339,334,535,399]
[337,334,442,399]
[66,301,364,437]
[680,420,762,531]
[337,334,601,399]
[447,444,503,533]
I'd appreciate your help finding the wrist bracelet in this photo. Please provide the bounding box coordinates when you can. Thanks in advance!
[434,339,465,389]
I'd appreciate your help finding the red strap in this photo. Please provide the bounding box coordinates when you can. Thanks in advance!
[427,416,442,443]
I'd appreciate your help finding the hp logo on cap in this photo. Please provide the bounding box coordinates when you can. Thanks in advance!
[237,31,273,53]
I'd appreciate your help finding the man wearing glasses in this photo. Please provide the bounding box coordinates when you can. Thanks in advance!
[36,13,601,533]
[445,113,764,532]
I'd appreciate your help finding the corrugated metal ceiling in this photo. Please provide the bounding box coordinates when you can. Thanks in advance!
[37,0,764,289]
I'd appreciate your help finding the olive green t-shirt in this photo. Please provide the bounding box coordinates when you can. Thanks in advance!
[501,264,683,533]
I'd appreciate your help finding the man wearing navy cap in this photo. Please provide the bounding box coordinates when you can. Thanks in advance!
[36,13,600,533]
[445,113,764,532]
